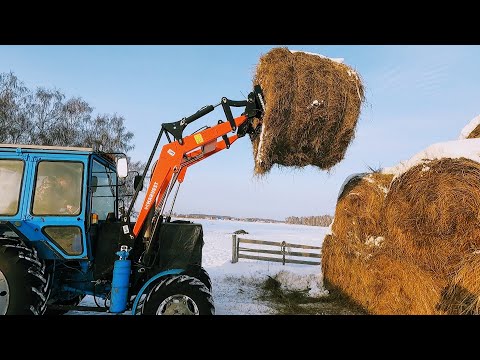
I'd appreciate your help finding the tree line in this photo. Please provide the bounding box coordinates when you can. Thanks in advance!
[0,72,144,211]
[285,215,333,227]
[0,72,134,152]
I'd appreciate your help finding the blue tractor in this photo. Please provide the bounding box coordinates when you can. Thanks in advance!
[0,86,265,315]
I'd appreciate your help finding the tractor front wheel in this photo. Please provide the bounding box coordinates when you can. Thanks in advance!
[142,275,214,315]
[186,265,212,292]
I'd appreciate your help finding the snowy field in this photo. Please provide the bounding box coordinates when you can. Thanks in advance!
[69,219,329,315]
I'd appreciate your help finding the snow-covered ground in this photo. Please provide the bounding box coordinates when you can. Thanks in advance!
[200,219,328,314]
[69,219,328,315]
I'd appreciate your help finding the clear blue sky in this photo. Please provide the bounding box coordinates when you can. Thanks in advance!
[1,45,479,220]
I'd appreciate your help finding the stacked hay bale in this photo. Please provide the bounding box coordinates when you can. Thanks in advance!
[321,173,387,311]
[251,47,364,175]
[323,172,443,314]
[323,136,480,314]
[383,158,480,279]
[384,156,480,314]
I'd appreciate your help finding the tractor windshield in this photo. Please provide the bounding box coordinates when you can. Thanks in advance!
[91,159,117,221]
[32,161,84,216]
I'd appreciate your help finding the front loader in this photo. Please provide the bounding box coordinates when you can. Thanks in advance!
[0,85,265,315]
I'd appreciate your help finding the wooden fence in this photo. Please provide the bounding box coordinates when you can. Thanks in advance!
[231,234,321,266]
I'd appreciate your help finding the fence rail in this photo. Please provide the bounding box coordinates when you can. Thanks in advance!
[231,235,321,266]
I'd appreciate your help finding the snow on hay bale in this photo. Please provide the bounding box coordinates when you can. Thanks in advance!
[458,114,480,139]
[332,172,393,249]
[322,235,443,314]
[251,47,365,175]
[382,138,480,178]
[383,157,480,279]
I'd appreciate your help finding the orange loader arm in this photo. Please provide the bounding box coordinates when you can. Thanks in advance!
[133,116,244,236]
[129,85,265,238]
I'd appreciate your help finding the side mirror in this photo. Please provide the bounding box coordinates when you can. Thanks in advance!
[116,157,128,179]
[134,175,144,191]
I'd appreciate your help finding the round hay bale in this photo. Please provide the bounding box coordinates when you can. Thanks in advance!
[322,234,352,287]
[383,157,480,278]
[322,234,364,300]
[252,47,365,175]
[332,172,393,249]
[365,254,444,315]
[322,234,443,314]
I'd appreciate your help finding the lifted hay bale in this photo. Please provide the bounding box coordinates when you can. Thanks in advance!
[252,47,364,175]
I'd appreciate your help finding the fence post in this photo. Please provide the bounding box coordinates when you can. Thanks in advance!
[232,234,238,263]
[281,241,286,265]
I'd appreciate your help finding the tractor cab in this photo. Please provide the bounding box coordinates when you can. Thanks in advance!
[0,144,125,261]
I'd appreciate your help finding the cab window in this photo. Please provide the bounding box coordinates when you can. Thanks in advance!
[0,159,24,216]
[43,226,83,256]
[91,160,117,221]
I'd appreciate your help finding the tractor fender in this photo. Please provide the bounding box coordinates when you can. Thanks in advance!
[131,268,184,315]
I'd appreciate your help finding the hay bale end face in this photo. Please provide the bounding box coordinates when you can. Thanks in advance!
[332,172,393,249]
[383,157,480,278]
[252,47,364,175]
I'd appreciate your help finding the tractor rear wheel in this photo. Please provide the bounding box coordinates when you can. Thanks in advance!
[142,275,214,315]
[0,239,51,315]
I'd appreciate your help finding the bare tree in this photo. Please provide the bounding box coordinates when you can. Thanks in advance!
[28,88,64,145]
[0,72,144,214]
[0,72,137,154]
[118,158,146,216]
[83,113,134,153]
[0,72,32,143]
[54,97,92,146]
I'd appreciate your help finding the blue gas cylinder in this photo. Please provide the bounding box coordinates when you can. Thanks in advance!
[109,247,131,313]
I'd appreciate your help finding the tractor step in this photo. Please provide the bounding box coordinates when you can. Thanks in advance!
[48,304,110,312]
